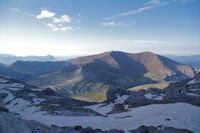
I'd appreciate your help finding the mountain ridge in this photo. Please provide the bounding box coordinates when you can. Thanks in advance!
[0,54,57,65]
[29,51,196,102]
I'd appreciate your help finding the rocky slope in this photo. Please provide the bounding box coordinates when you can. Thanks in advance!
[125,73,200,107]
[29,51,196,101]
[1,75,197,133]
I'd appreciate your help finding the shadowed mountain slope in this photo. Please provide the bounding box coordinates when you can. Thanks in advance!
[10,61,68,77]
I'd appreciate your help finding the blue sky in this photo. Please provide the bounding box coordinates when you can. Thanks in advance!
[0,0,200,56]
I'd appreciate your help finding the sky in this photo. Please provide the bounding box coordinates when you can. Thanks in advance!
[0,0,200,56]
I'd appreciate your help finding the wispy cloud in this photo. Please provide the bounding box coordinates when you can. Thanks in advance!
[144,0,161,6]
[100,21,123,26]
[104,0,175,20]
[47,23,73,32]
[36,10,55,19]
[9,8,20,12]
[104,6,154,20]
[46,23,59,31]
[100,21,136,27]
[60,26,73,31]
[9,8,35,17]
[116,40,170,44]
[53,15,72,23]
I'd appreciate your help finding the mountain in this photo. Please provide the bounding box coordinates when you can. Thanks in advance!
[0,54,57,65]
[0,63,31,80]
[10,61,68,77]
[29,51,196,102]
[0,60,68,80]
[0,74,199,133]
[165,55,200,68]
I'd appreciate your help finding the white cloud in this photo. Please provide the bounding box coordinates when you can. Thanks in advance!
[77,13,81,17]
[53,15,72,23]
[47,23,73,32]
[100,21,123,26]
[58,24,63,27]
[46,23,59,31]
[60,26,73,31]
[36,10,55,19]
[9,8,20,12]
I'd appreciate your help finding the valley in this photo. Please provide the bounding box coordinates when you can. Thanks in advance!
[1,0,200,132]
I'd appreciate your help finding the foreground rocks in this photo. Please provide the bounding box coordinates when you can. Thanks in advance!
[129,125,193,133]
[126,73,200,107]
[0,99,194,133]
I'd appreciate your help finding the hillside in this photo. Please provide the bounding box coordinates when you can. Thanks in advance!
[0,73,199,133]
[0,64,31,80]
[29,51,196,101]
[10,61,68,77]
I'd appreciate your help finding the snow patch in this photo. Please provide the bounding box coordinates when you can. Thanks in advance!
[85,103,113,115]
[190,89,200,91]
[114,95,129,104]
[144,93,165,100]
[186,93,200,97]
[9,83,24,88]
[33,98,45,105]
[31,88,46,92]
[0,78,8,83]
[0,90,15,103]
[187,79,199,85]
[50,103,60,106]
[21,103,200,133]
[6,98,31,113]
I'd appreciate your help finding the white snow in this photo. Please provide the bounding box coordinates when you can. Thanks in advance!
[186,93,200,97]
[33,98,45,105]
[85,95,129,116]
[144,93,165,100]
[31,88,46,92]
[18,103,200,133]
[0,90,15,103]
[0,84,8,89]
[0,78,8,83]
[50,103,60,106]
[187,79,199,85]
[6,98,31,112]
[9,83,24,88]
[8,87,22,91]
[114,95,129,104]
[85,103,114,115]
[190,89,200,91]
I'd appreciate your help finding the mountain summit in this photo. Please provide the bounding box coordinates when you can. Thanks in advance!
[29,51,196,101]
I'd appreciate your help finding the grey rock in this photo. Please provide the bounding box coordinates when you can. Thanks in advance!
[129,125,193,133]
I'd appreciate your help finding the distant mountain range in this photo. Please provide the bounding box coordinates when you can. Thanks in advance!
[0,54,57,65]
[28,51,196,101]
[1,53,199,68]
[0,51,198,102]
[0,61,68,80]
[165,55,200,68]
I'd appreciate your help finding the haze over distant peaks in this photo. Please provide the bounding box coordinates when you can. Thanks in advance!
[0,54,57,65]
